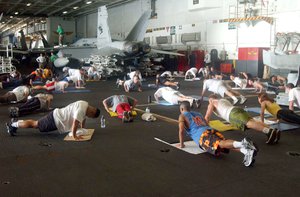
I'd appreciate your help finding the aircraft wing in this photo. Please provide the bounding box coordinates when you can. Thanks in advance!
[263,50,300,70]
[151,48,185,56]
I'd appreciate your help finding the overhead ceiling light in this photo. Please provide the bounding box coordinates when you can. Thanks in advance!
[73,6,79,10]
[26,3,31,7]
[15,12,19,15]
[63,11,68,14]
[10,16,13,18]
[86,1,92,4]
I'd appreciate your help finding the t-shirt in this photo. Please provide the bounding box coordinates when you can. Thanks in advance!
[288,87,300,108]
[68,69,82,80]
[124,79,140,90]
[154,87,178,104]
[55,81,69,91]
[53,100,88,133]
[203,79,223,93]
[183,111,211,145]
[233,77,247,89]
[57,26,64,35]
[11,86,29,102]
[105,95,135,112]
[215,99,234,122]
[50,55,58,62]
[36,56,46,63]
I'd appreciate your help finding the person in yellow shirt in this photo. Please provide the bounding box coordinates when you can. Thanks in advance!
[258,93,300,125]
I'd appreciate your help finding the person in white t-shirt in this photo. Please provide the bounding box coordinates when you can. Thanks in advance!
[154,87,196,107]
[285,83,300,111]
[0,85,30,104]
[185,68,198,80]
[6,100,100,140]
[128,70,143,81]
[204,94,280,144]
[201,79,247,105]
[229,74,248,89]
[63,67,85,88]
[36,53,46,69]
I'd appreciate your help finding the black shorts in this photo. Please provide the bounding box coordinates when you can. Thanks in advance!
[158,76,168,84]
[37,111,57,132]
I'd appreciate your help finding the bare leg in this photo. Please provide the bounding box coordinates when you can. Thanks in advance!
[17,120,39,128]
[246,119,268,133]
[219,139,234,149]
[32,85,46,90]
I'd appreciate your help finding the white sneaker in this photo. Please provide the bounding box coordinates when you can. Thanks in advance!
[243,149,257,167]
[241,138,257,151]
[240,96,247,104]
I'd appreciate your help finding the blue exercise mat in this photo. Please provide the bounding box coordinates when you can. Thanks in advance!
[270,122,300,131]
[53,87,91,94]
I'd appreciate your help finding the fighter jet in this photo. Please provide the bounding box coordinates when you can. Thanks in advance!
[55,6,183,67]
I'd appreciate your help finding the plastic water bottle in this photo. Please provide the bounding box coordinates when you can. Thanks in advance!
[101,115,106,128]
[145,107,150,113]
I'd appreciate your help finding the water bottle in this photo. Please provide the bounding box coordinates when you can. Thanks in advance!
[101,115,106,128]
[145,107,150,113]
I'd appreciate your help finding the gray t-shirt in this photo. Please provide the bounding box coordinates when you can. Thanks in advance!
[106,95,135,112]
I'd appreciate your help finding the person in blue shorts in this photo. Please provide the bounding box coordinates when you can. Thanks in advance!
[177,101,258,167]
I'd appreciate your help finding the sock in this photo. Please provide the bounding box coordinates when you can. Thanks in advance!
[262,127,270,134]
[11,120,23,128]
[231,96,238,102]
[240,147,248,155]
[233,141,243,148]
[11,121,19,128]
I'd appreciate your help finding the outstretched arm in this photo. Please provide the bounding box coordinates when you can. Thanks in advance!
[72,119,83,140]
[177,114,186,148]
[260,101,266,123]
[102,99,111,113]
[204,101,214,123]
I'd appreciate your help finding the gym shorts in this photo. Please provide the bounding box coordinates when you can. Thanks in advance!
[37,111,58,132]
[229,107,251,132]
[199,129,228,156]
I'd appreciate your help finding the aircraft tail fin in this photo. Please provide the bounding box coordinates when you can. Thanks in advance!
[97,6,112,48]
[125,10,151,42]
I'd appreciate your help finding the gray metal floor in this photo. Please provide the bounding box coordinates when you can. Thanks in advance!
[0,77,299,196]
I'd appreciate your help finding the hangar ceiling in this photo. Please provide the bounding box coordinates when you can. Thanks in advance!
[0,0,134,32]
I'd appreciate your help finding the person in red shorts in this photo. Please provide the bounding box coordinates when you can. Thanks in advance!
[102,95,137,122]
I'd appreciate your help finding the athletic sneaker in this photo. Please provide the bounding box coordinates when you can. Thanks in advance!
[195,99,201,108]
[274,129,281,143]
[116,78,120,87]
[243,148,257,167]
[5,119,17,136]
[241,137,258,151]
[122,111,130,123]
[9,107,19,118]
[240,96,247,104]
[128,111,134,122]
[265,128,277,144]
[188,98,194,108]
